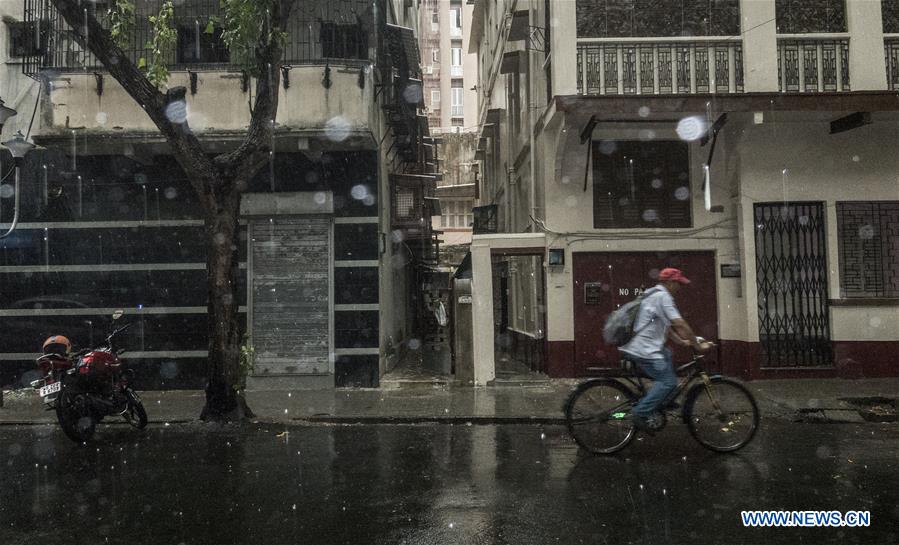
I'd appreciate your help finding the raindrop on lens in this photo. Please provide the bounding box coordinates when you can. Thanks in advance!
[858,225,875,239]
[674,187,690,201]
[0,184,14,198]
[351,185,369,200]
[598,141,617,155]
[164,187,178,200]
[408,338,421,350]
[638,106,650,118]
[324,116,351,142]
[651,178,663,189]
[642,209,658,222]
[313,192,327,205]
[165,101,188,124]
[95,112,108,126]
[676,116,707,141]
[565,196,578,207]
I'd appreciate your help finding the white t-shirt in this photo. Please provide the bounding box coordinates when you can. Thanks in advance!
[619,285,683,360]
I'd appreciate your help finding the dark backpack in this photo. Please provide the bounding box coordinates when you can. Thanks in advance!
[602,287,659,346]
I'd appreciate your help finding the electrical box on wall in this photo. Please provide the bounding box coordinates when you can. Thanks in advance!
[548,248,564,266]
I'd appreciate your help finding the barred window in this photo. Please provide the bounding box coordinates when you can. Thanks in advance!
[884,0,899,34]
[837,202,899,298]
[7,20,46,58]
[576,0,740,39]
[775,0,846,34]
[593,140,692,229]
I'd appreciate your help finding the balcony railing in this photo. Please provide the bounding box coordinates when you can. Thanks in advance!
[576,38,744,95]
[451,105,464,117]
[777,36,850,93]
[22,0,372,76]
[886,37,899,90]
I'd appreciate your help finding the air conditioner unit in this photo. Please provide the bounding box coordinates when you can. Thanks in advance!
[424,66,434,75]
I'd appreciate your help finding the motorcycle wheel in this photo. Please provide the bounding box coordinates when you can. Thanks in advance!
[56,390,96,443]
[123,388,148,430]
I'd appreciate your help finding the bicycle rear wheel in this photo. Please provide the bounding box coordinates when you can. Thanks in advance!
[684,377,759,452]
[565,379,637,454]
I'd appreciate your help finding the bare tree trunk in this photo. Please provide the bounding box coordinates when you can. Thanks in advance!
[199,185,253,421]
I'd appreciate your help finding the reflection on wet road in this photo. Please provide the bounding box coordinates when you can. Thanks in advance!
[1,421,897,544]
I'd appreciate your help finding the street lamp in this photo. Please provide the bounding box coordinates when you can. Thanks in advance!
[1,130,37,239]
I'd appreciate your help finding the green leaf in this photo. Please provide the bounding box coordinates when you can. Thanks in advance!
[205,19,216,34]
[137,57,146,69]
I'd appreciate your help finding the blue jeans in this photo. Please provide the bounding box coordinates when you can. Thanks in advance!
[629,349,677,418]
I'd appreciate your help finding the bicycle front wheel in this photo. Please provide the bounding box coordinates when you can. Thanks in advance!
[684,377,759,452]
[565,379,637,454]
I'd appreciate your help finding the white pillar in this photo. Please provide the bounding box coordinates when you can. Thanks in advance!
[846,0,888,90]
[470,241,496,385]
[551,0,578,95]
[739,0,779,92]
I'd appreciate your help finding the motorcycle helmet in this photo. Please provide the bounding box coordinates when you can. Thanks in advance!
[42,335,72,356]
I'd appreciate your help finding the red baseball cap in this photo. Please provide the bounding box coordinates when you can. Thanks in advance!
[659,267,691,284]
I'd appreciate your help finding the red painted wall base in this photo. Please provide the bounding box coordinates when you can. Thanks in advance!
[546,340,899,380]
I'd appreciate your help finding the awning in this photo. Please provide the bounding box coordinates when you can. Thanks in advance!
[554,92,899,118]
[508,10,529,41]
[467,0,485,54]
[500,50,522,74]
[385,24,421,79]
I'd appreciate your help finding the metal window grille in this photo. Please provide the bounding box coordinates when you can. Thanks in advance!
[22,0,372,77]
[754,202,832,367]
[886,39,899,90]
[777,39,849,93]
[836,202,899,298]
[576,41,744,96]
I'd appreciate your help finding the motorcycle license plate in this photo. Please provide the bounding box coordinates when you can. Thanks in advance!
[39,381,61,397]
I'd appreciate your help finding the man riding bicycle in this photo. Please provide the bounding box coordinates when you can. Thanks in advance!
[619,268,714,433]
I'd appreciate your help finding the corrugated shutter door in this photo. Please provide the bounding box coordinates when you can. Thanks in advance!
[251,217,331,375]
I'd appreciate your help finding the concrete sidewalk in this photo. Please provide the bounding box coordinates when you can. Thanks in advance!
[1,377,897,425]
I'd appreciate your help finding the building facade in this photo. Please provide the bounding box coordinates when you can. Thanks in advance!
[466,0,899,384]
[0,0,437,389]
[418,0,478,251]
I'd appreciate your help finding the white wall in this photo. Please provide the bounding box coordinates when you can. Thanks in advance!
[0,1,42,141]
[39,67,374,137]
[736,114,899,342]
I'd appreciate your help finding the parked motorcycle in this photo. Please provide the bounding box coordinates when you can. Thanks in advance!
[31,312,147,443]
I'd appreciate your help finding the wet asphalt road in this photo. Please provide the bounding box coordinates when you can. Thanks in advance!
[1,420,897,545]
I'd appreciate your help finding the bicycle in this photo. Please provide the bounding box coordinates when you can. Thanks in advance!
[564,343,760,454]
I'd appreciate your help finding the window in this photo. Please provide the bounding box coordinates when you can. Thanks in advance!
[592,140,692,228]
[576,0,740,38]
[430,90,441,107]
[837,202,899,298]
[7,20,46,58]
[451,46,463,76]
[450,8,463,36]
[320,22,368,59]
[776,0,846,33]
[177,25,230,64]
[432,49,439,62]
[507,72,521,139]
[431,11,439,31]
[451,82,464,117]
[885,0,899,33]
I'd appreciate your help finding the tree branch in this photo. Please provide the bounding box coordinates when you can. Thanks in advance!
[50,0,217,204]
[216,0,297,181]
